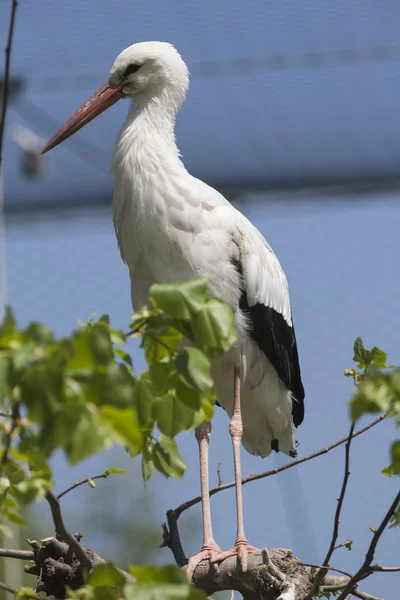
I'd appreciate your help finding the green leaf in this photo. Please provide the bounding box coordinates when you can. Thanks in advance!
[124,583,192,600]
[105,468,125,475]
[11,477,51,504]
[128,565,187,584]
[153,394,195,437]
[381,465,394,478]
[175,378,202,410]
[391,441,400,475]
[0,306,16,340]
[90,562,125,588]
[349,376,390,421]
[110,328,127,346]
[150,278,207,320]
[370,346,388,368]
[153,435,186,478]
[353,336,371,368]
[101,406,142,456]
[7,509,24,525]
[24,322,53,344]
[115,348,133,368]
[133,374,154,427]
[0,476,10,502]
[65,404,110,465]
[191,299,237,357]
[142,439,154,482]
[0,358,10,403]
[175,347,213,393]
[149,360,171,394]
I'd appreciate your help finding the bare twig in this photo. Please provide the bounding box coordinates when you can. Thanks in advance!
[0,0,18,166]
[57,473,109,500]
[320,577,385,600]
[336,489,400,600]
[0,548,34,560]
[217,460,222,486]
[174,414,386,517]
[308,421,356,597]
[0,412,12,419]
[370,565,400,573]
[302,562,352,579]
[352,591,385,600]
[45,490,90,569]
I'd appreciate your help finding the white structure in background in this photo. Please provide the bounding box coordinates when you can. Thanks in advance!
[8,123,47,179]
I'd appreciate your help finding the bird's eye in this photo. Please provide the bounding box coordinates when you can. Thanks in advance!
[124,63,142,77]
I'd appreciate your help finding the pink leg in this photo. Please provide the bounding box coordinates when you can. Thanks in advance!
[186,421,221,580]
[210,366,258,572]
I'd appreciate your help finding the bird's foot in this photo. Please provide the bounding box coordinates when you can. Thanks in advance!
[209,538,259,573]
[185,541,222,581]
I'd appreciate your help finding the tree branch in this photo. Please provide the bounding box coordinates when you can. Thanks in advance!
[0,0,18,167]
[302,562,352,579]
[45,490,90,569]
[336,489,400,600]
[160,510,188,567]
[352,591,385,600]
[57,473,109,500]
[0,548,34,560]
[370,565,400,573]
[174,414,386,518]
[308,421,355,597]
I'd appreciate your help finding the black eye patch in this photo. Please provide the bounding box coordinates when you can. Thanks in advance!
[124,63,142,77]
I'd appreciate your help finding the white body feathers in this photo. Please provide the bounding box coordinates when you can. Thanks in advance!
[110,42,298,457]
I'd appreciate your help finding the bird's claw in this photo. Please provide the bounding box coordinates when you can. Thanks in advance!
[185,542,222,581]
[209,541,259,573]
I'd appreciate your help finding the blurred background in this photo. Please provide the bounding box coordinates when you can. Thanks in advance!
[1,1,400,599]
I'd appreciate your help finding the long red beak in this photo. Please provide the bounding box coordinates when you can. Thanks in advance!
[41,83,124,154]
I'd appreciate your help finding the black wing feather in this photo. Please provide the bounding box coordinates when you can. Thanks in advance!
[239,290,305,428]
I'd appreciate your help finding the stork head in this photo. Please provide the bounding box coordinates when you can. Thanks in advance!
[41,42,189,154]
[110,42,189,104]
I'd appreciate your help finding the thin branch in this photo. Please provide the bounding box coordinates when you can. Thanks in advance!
[57,473,109,500]
[0,0,18,166]
[321,583,384,600]
[0,412,12,419]
[174,414,386,518]
[308,421,355,597]
[217,460,222,486]
[370,565,400,573]
[336,489,400,600]
[0,548,34,560]
[160,510,188,567]
[302,562,352,579]
[45,490,90,569]
[352,591,384,600]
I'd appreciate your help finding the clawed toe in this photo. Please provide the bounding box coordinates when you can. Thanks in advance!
[210,541,259,573]
[185,543,222,581]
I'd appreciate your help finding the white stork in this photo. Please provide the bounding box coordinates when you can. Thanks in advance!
[42,41,305,581]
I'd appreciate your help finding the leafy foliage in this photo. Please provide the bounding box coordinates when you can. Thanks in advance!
[0,278,236,537]
[347,337,400,482]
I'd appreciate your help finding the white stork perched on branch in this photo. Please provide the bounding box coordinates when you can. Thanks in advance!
[42,41,305,586]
